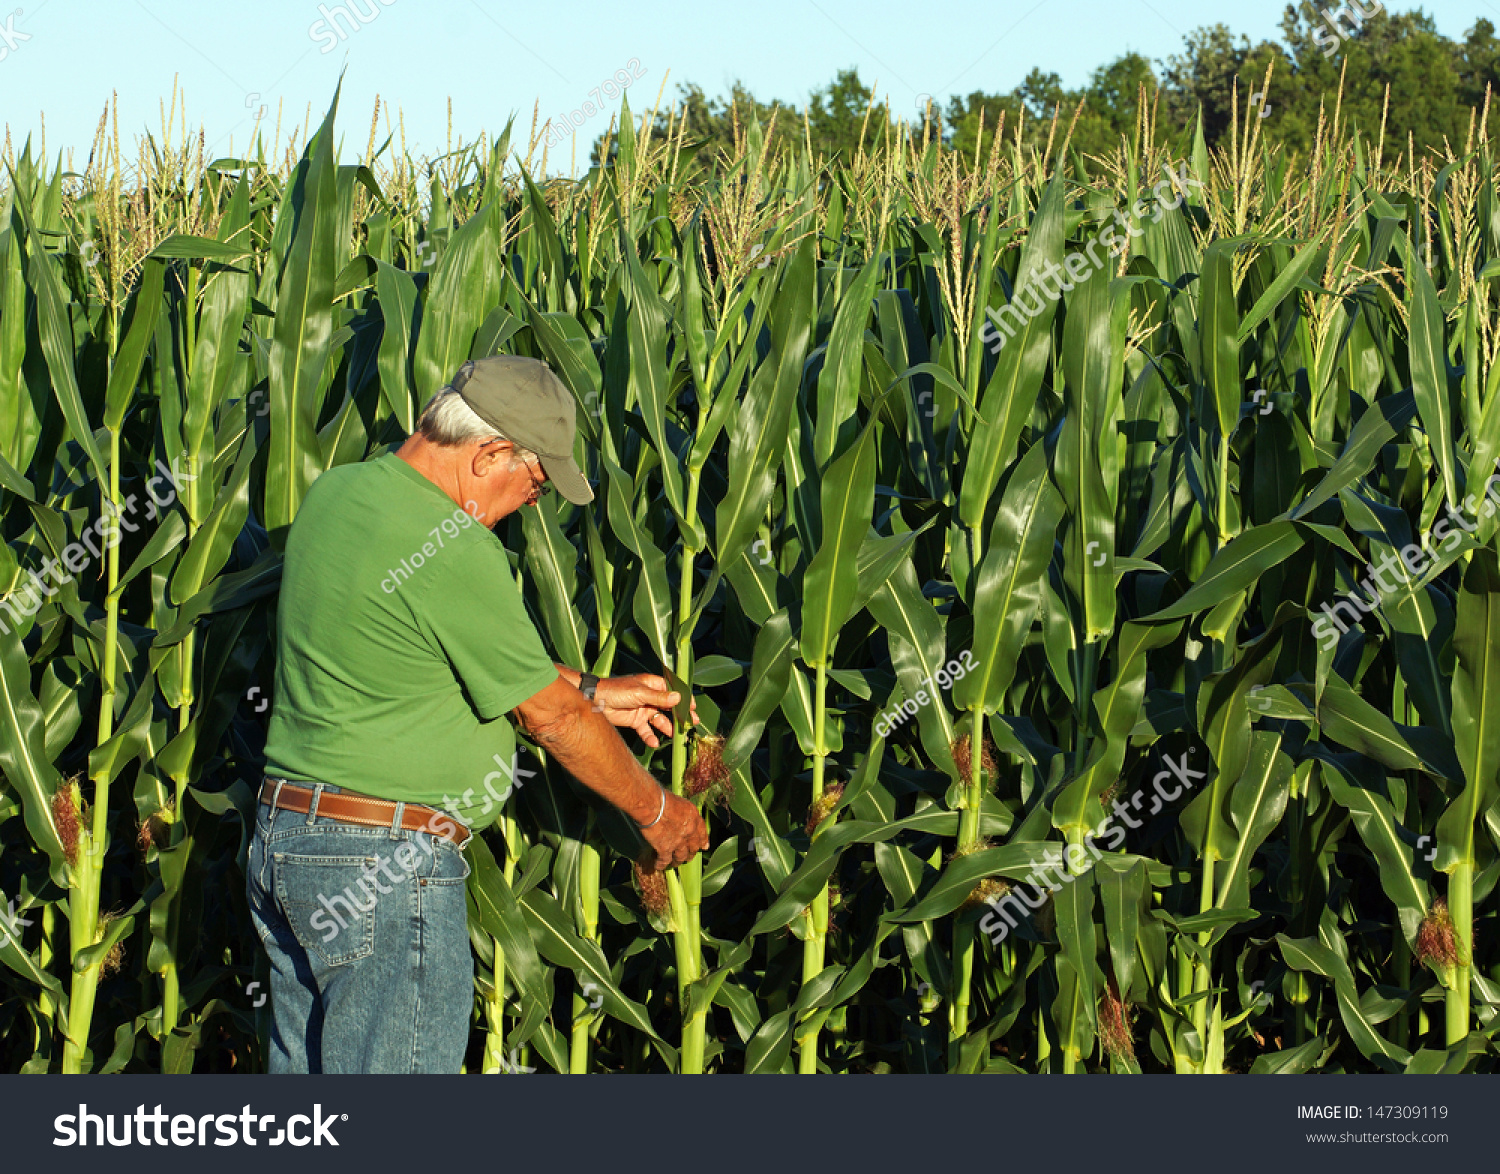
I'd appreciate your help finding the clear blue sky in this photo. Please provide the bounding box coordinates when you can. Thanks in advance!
[0,0,1485,175]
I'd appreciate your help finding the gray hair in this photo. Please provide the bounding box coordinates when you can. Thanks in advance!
[416,386,538,468]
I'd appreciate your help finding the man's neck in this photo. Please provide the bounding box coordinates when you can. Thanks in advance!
[395,435,466,510]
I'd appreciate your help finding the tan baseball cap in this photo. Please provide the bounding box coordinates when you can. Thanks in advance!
[450,356,594,505]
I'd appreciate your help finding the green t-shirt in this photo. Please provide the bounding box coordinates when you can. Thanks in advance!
[263,451,558,829]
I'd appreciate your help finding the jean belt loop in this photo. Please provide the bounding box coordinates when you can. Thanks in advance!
[307,783,324,825]
[390,800,405,839]
[270,777,288,824]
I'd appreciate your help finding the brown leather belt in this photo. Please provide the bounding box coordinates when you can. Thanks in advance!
[259,779,472,849]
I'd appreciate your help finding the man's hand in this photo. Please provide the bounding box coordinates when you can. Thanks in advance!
[639,790,710,871]
[593,673,700,749]
[513,675,710,871]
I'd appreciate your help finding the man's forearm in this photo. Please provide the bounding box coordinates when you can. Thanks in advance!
[524,690,661,824]
[553,663,583,689]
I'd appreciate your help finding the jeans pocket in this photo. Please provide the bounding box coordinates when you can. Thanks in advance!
[424,836,471,887]
[274,852,380,967]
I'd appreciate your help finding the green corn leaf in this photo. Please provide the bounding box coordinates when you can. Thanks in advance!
[884,842,1067,924]
[1236,230,1327,342]
[714,236,816,567]
[11,194,108,488]
[181,176,254,461]
[1290,392,1417,520]
[1435,550,1500,874]
[812,254,882,469]
[600,454,672,669]
[170,434,256,606]
[1404,239,1459,508]
[1098,856,1148,997]
[467,835,546,1008]
[1277,929,1411,1069]
[1317,675,1457,781]
[373,260,420,434]
[1053,620,1183,837]
[103,257,166,433]
[953,440,1065,713]
[1052,872,1098,1068]
[148,234,254,262]
[1143,521,1303,620]
[617,219,686,525]
[874,841,950,998]
[958,172,1066,530]
[800,419,878,669]
[0,627,66,884]
[1249,1037,1328,1074]
[1315,754,1428,946]
[867,561,960,777]
[1197,241,1242,439]
[1213,733,1294,910]
[724,610,795,771]
[265,86,342,534]
[1057,258,1122,641]
[410,199,503,399]
[744,1008,795,1073]
[519,493,587,668]
[520,887,668,1047]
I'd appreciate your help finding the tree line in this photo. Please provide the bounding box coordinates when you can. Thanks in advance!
[593,6,1499,169]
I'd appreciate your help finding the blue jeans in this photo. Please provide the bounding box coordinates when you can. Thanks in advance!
[246,781,474,1073]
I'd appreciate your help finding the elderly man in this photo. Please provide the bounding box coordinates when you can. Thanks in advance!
[247,355,709,1073]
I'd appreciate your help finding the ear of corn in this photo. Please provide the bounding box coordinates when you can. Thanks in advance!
[0,83,1498,1074]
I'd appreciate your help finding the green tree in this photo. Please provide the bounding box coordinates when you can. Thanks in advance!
[1162,22,1260,144]
[1274,5,1471,157]
[805,68,887,160]
[943,89,1024,160]
[1459,17,1500,108]
[608,71,891,175]
[593,10,1495,174]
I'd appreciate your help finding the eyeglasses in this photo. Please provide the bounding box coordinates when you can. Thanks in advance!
[523,458,551,498]
[480,437,551,498]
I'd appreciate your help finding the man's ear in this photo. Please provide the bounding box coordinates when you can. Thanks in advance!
[472,438,512,477]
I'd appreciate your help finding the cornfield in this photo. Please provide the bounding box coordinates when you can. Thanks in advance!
[1,81,1498,1074]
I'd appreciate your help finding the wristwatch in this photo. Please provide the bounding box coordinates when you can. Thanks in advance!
[579,672,600,702]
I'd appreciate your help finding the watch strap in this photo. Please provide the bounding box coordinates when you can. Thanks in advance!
[579,672,600,701]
